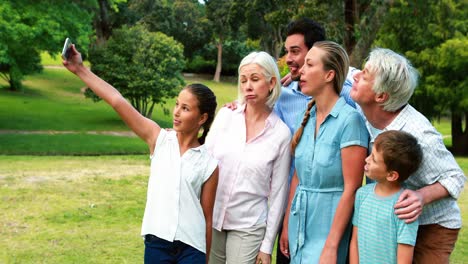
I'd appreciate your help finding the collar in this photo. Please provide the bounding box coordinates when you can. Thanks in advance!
[167,129,203,152]
[328,97,347,118]
[283,81,312,99]
[235,103,278,129]
[383,104,411,131]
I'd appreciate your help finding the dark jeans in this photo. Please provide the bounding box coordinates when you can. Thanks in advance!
[144,235,206,264]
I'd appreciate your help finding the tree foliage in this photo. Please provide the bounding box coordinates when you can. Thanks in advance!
[295,0,390,66]
[91,0,128,45]
[376,0,468,154]
[87,25,185,118]
[0,0,92,90]
[126,0,212,60]
[228,0,297,59]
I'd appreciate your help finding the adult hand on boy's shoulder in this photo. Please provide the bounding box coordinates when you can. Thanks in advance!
[394,189,424,223]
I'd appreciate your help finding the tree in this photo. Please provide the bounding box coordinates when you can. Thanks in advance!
[205,0,233,82]
[297,0,390,66]
[92,0,128,45]
[86,25,185,118]
[376,0,468,154]
[411,37,468,154]
[235,0,298,59]
[0,0,92,91]
[129,0,212,60]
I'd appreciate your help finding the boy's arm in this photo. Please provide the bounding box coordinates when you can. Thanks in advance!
[349,226,359,264]
[397,244,414,264]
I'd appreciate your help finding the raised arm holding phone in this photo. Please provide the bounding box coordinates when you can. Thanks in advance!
[62,42,219,264]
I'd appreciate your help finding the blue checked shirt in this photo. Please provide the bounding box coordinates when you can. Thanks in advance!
[366,104,466,228]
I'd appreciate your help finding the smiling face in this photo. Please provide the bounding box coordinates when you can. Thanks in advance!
[284,34,309,80]
[298,46,333,96]
[172,89,206,133]
[239,63,273,107]
[350,64,377,107]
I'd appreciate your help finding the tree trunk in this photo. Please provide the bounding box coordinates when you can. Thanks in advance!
[344,0,358,55]
[213,37,223,83]
[272,26,283,60]
[451,111,468,155]
[94,0,112,46]
[349,2,390,67]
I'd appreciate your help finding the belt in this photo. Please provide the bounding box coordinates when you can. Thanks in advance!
[290,185,343,255]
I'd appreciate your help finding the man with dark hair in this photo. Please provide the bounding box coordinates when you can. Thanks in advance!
[274,18,356,136]
[273,18,357,264]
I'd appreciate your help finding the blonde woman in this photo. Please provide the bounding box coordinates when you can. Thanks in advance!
[206,51,291,264]
[280,41,369,263]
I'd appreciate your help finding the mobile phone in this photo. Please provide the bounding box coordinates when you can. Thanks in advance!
[61,38,73,60]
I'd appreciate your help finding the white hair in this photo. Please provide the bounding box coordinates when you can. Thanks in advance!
[237,51,281,109]
[366,48,419,112]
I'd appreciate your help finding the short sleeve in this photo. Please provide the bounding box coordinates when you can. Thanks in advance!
[203,154,218,182]
[340,110,369,149]
[396,217,419,246]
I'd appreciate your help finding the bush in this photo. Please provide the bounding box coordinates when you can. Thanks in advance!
[87,25,185,118]
[185,55,215,74]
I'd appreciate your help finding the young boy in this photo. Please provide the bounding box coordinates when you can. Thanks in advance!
[350,130,423,264]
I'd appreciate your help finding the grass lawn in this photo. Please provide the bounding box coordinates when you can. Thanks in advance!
[0,58,466,263]
[0,68,237,155]
[0,155,467,263]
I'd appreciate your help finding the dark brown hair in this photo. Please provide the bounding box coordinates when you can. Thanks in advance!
[184,83,217,144]
[374,130,423,182]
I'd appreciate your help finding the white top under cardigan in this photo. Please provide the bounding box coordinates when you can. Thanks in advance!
[141,129,218,253]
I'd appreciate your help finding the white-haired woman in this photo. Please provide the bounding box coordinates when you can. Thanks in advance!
[206,51,291,264]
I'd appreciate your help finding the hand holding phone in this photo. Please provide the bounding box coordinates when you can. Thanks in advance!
[61,38,73,60]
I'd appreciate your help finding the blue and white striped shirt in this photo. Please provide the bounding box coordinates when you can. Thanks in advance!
[366,104,466,228]
[353,184,419,264]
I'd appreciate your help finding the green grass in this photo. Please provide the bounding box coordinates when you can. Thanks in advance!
[0,155,148,263]
[41,52,90,67]
[452,156,468,263]
[432,117,453,147]
[0,155,466,263]
[0,59,466,263]
[0,68,237,155]
[0,134,147,155]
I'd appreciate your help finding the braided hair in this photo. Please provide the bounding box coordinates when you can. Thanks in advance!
[184,83,217,144]
[291,99,315,154]
[291,41,349,154]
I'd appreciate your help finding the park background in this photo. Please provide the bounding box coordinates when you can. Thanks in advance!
[0,0,466,263]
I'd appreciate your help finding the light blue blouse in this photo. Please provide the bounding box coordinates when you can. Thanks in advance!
[288,97,369,264]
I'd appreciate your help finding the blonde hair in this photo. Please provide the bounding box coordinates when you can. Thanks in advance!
[237,51,281,109]
[291,99,315,153]
[291,41,349,153]
[313,41,349,95]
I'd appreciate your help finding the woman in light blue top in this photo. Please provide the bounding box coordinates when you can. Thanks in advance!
[280,41,369,263]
